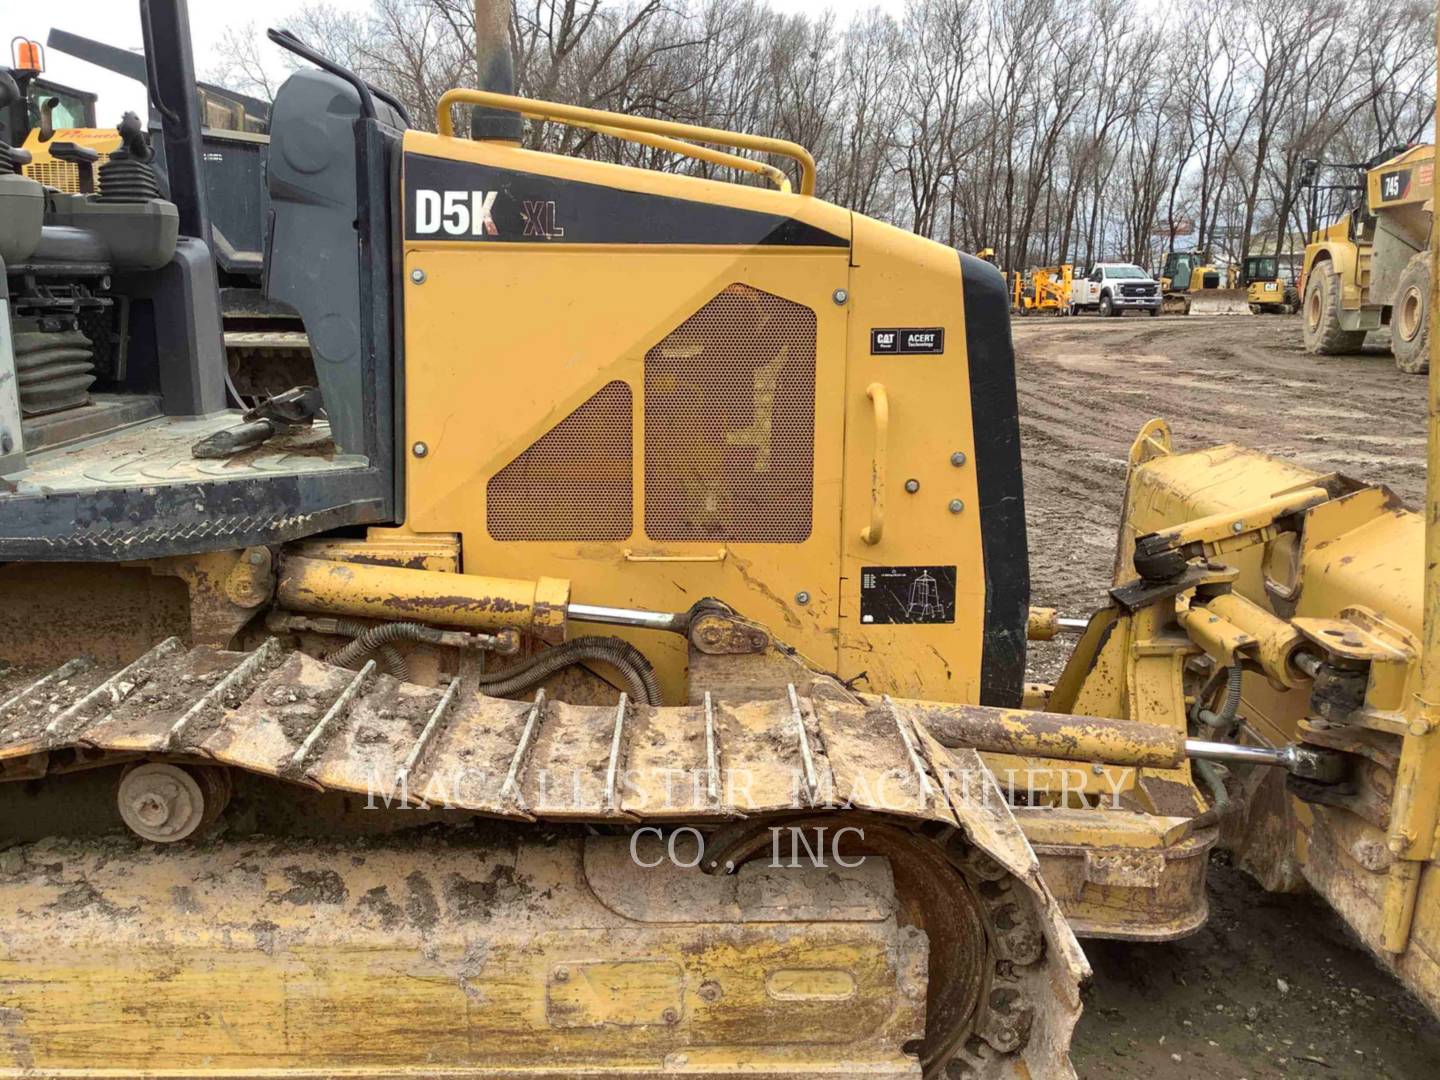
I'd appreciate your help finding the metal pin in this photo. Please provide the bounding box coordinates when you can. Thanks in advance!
[704,691,719,804]
[603,693,628,811]
[289,660,376,774]
[165,639,279,750]
[44,638,184,739]
[501,689,547,808]
[787,683,819,805]
[400,677,463,784]
[884,694,935,801]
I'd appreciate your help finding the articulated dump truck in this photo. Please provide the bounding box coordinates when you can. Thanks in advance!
[0,2,1437,1076]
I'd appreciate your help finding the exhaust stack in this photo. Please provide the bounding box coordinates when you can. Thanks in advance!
[472,0,522,141]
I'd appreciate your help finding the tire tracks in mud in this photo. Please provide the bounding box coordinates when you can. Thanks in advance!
[1011,313,1425,682]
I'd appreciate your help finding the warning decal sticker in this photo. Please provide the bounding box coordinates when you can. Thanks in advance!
[860,566,957,625]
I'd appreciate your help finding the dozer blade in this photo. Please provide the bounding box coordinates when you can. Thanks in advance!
[0,644,1087,1078]
[1186,288,1252,315]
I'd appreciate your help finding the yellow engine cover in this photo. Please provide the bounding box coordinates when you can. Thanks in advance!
[20,128,122,192]
[398,132,1028,708]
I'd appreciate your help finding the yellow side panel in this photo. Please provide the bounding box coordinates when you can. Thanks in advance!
[839,218,986,703]
[401,138,852,702]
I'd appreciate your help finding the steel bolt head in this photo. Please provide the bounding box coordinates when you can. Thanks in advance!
[904,478,920,493]
[412,441,429,458]
[950,451,967,466]
[553,967,569,983]
[795,591,811,606]
[949,499,965,514]
[410,268,427,284]
[662,1007,680,1024]
[1231,520,1245,533]
[832,288,848,305]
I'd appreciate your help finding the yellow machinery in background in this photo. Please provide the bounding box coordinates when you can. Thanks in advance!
[1011,263,1073,315]
[1239,254,1300,314]
[1300,143,1433,372]
[1159,249,1251,315]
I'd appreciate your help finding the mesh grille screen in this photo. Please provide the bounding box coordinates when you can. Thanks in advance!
[645,284,816,542]
[487,381,633,541]
[24,162,80,193]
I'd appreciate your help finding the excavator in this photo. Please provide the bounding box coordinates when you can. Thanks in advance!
[0,2,1437,1076]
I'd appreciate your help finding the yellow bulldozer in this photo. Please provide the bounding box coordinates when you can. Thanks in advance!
[1238,253,1300,314]
[1,2,1438,1076]
[1159,249,1252,315]
[1300,143,1434,372]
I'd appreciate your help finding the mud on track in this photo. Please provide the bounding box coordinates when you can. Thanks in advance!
[1017,313,1440,1077]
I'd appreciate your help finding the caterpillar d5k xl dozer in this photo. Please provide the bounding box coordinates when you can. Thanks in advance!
[0,1,1383,1076]
[1158,250,1251,315]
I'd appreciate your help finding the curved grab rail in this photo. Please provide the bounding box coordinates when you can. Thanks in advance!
[860,383,889,546]
[584,121,791,194]
[435,87,815,197]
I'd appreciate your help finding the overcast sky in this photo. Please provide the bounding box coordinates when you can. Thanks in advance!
[23,1,906,122]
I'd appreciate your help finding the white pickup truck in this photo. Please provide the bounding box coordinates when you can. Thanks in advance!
[1070,262,1163,317]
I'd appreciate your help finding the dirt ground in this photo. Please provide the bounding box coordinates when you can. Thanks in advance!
[1014,312,1440,1077]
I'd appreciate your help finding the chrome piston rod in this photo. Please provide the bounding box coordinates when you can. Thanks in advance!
[1186,738,1344,782]
[566,603,686,632]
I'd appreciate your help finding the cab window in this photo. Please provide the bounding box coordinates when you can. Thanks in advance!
[27,89,91,132]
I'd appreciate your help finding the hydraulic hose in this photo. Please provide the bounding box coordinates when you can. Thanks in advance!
[1188,757,1232,832]
[1193,662,1244,739]
[475,636,661,706]
[323,619,425,681]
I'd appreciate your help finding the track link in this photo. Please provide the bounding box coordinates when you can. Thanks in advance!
[0,641,1087,1077]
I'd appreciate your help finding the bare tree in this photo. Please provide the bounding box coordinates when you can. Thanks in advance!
[210,0,1435,272]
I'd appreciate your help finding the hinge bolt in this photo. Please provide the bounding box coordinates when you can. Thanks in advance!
[412,441,429,458]
[949,499,965,514]
[1231,520,1245,533]
[832,288,848,305]
[410,268,427,284]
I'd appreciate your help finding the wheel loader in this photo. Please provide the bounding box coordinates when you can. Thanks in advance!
[1299,144,1434,371]
[1,2,1438,1077]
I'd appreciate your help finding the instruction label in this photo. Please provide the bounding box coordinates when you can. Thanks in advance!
[860,566,957,625]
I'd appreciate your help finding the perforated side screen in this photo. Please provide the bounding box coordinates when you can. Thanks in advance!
[644,285,816,542]
[24,162,80,193]
[487,381,633,541]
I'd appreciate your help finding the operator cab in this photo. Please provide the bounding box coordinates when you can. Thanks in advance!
[1239,255,1280,286]
[0,9,401,560]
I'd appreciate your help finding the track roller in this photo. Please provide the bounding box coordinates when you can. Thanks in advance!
[116,762,232,842]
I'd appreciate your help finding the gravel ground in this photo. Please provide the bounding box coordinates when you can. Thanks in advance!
[1013,312,1440,1078]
